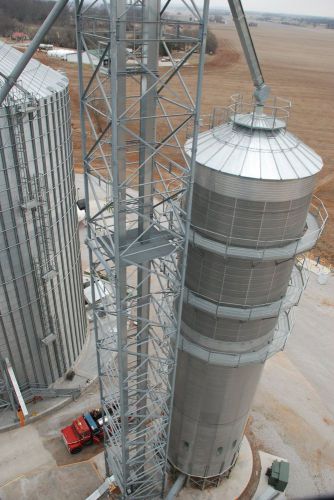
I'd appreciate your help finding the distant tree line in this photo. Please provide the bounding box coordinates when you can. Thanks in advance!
[41,26,77,49]
[206,30,218,54]
[0,0,73,38]
[255,12,334,28]
[0,0,219,54]
[159,28,218,56]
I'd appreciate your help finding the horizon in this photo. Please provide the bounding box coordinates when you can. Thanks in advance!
[208,8,334,20]
[208,0,334,18]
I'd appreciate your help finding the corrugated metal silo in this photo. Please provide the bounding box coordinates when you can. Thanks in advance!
[0,42,86,391]
[169,98,327,483]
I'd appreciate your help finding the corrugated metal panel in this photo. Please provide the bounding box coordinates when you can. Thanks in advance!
[169,114,323,479]
[185,122,322,180]
[186,249,294,306]
[180,320,275,354]
[169,351,263,477]
[0,52,86,389]
[181,303,277,343]
[0,42,68,106]
[194,164,318,202]
[191,184,312,247]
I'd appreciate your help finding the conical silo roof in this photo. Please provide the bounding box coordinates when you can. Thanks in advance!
[185,119,322,181]
[0,41,68,106]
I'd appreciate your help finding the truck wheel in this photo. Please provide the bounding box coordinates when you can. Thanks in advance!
[71,447,82,454]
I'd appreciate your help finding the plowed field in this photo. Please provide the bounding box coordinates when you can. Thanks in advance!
[32,22,334,264]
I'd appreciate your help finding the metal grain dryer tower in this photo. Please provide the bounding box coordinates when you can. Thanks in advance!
[0,42,86,402]
[168,0,327,487]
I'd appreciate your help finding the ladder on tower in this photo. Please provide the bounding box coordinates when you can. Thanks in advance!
[10,91,62,360]
[11,105,33,210]
[32,176,59,347]
[12,106,59,347]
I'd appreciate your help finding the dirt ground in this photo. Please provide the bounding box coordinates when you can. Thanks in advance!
[31,21,334,264]
[205,23,334,266]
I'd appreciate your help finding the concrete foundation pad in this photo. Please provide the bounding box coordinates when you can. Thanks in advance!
[171,443,289,500]
[0,462,102,500]
[0,426,56,486]
[177,436,253,499]
[91,451,106,480]
[254,451,288,499]
[0,318,99,432]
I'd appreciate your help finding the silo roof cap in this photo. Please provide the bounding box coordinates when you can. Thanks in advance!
[186,121,323,181]
[0,41,68,107]
[232,112,286,131]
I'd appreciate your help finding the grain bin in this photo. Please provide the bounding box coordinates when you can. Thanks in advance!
[169,96,327,483]
[0,42,86,391]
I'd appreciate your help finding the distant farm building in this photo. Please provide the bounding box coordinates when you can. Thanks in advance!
[11,32,29,41]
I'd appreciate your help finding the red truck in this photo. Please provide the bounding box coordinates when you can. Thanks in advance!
[61,409,104,454]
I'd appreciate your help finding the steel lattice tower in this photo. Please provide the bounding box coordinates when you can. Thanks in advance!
[75,1,209,497]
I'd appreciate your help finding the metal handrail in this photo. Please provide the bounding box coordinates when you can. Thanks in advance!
[211,94,291,132]
[178,308,295,367]
[185,259,308,312]
[184,95,292,138]
[190,195,327,252]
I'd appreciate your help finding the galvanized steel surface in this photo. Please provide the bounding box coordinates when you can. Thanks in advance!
[169,351,264,477]
[191,184,313,247]
[186,249,294,305]
[0,47,86,388]
[185,122,323,181]
[194,164,319,202]
[0,42,68,106]
[188,200,327,261]
[170,115,324,479]
[181,303,277,343]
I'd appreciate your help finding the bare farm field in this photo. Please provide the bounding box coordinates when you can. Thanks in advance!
[203,23,334,265]
[32,22,334,265]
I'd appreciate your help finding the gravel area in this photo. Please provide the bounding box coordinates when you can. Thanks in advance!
[250,273,334,498]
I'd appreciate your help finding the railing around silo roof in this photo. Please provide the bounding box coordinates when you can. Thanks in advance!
[184,254,309,315]
[185,94,292,138]
[211,94,290,132]
[178,307,296,368]
[228,93,291,130]
[189,195,327,259]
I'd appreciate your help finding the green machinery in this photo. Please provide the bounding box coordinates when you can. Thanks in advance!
[266,460,290,492]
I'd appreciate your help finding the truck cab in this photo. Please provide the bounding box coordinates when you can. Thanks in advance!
[84,412,103,442]
[61,425,82,454]
[72,416,92,445]
[61,415,92,453]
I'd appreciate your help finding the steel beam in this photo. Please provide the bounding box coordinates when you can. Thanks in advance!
[5,358,28,417]
[136,1,160,478]
[75,1,210,497]
[0,357,17,419]
[228,0,270,103]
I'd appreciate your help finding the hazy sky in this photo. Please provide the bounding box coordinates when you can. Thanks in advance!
[212,0,334,17]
